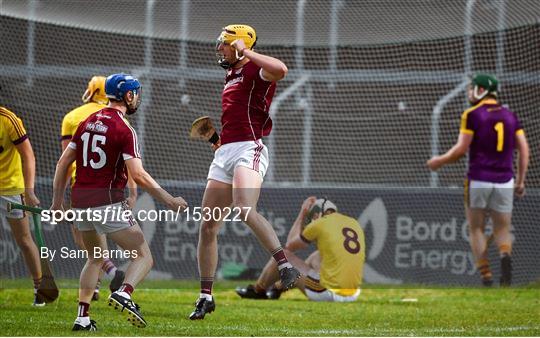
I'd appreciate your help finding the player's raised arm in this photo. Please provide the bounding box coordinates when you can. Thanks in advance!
[125,158,186,211]
[285,196,316,250]
[515,131,529,197]
[231,39,288,82]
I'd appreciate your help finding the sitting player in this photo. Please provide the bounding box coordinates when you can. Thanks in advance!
[236,197,365,302]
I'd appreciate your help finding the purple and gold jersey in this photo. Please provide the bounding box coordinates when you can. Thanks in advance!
[460,98,524,183]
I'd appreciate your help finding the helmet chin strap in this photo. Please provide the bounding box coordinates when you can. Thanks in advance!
[218,50,248,69]
[473,85,489,101]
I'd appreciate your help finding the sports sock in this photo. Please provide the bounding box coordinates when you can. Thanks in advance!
[271,247,292,270]
[118,283,134,296]
[500,253,512,286]
[498,243,512,257]
[200,277,214,296]
[77,302,90,317]
[101,259,117,277]
[33,276,42,294]
[476,258,493,282]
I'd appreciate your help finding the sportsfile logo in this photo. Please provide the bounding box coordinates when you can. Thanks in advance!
[40,206,251,225]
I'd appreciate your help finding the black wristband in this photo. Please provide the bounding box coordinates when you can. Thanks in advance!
[209,131,219,144]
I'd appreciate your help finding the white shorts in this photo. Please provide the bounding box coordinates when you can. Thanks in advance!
[0,194,24,219]
[74,201,137,235]
[207,140,269,184]
[467,178,514,213]
[304,270,361,302]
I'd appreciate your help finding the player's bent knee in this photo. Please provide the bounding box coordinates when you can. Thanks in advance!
[232,201,255,219]
[200,221,221,238]
[87,256,105,266]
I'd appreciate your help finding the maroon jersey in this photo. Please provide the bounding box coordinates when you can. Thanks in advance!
[460,98,524,183]
[220,61,276,145]
[69,108,140,208]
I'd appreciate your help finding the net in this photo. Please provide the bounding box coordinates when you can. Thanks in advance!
[1,0,539,286]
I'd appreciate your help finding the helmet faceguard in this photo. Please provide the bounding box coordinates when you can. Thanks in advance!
[216,24,257,69]
[304,198,338,225]
[471,74,498,101]
[125,87,142,115]
[105,73,142,114]
[82,76,108,105]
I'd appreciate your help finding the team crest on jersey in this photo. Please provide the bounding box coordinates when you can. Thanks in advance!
[86,121,108,133]
[224,76,243,90]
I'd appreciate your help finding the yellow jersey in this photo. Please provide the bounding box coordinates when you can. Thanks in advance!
[61,102,106,182]
[0,107,28,195]
[301,212,366,296]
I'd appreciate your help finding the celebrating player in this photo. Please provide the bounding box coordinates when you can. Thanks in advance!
[51,74,187,330]
[0,105,43,306]
[237,197,365,302]
[61,76,128,300]
[189,24,300,320]
[427,74,529,286]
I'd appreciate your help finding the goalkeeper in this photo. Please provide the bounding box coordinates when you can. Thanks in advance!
[0,105,43,306]
[427,74,529,286]
[236,197,365,302]
[61,76,130,299]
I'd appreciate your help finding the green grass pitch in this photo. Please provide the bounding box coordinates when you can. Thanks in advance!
[1,280,539,336]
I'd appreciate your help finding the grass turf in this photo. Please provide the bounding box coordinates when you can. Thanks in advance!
[0,280,539,336]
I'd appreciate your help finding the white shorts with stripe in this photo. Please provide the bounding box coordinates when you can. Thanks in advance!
[74,201,137,235]
[304,270,361,302]
[207,139,269,184]
[0,194,24,219]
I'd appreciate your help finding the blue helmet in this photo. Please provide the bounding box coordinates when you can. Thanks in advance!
[105,73,141,101]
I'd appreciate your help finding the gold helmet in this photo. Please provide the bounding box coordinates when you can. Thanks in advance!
[218,24,257,49]
[217,24,257,69]
[81,76,108,105]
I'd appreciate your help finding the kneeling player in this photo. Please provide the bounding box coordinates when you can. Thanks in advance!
[237,197,365,302]
[51,74,187,330]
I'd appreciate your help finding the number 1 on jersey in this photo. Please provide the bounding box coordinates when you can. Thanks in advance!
[494,122,504,152]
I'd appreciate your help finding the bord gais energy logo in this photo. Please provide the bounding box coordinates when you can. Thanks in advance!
[357,197,485,283]
[358,198,402,284]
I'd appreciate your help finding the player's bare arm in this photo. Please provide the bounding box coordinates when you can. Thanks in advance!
[231,39,288,82]
[51,146,76,210]
[285,196,316,251]
[515,132,529,197]
[60,138,76,195]
[125,158,186,211]
[427,132,473,171]
[126,175,138,209]
[15,138,40,207]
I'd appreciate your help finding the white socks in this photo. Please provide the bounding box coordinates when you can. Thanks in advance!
[199,293,213,301]
[74,316,90,326]
[278,262,293,271]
